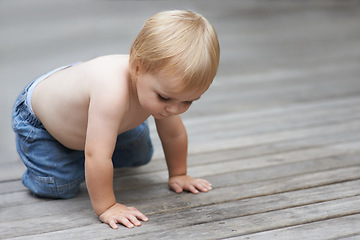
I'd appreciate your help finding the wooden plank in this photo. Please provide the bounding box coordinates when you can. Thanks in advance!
[335,235,360,240]
[185,121,360,155]
[1,1,360,239]
[185,120,360,167]
[0,179,26,194]
[176,98,360,137]
[118,140,360,188]
[182,104,360,145]
[1,151,358,217]
[2,137,360,206]
[1,117,359,183]
[2,161,360,223]
[1,152,359,231]
[2,178,360,239]
[4,97,359,182]
[182,96,360,130]
[2,139,359,208]
[0,161,26,182]
[152,98,360,157]
[216,61,360,86]
[4,193,360,239]
[229,214,360,240]
[123,198,360,240]
[186,75,360,117]
[215,68,360,100]
[3,92,360,182]
[138,117,360,170]
[1,116,359,184]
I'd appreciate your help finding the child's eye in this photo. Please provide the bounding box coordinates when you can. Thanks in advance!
[158,94,170,102]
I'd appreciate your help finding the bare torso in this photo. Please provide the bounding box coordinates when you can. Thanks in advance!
[31,55,149,150]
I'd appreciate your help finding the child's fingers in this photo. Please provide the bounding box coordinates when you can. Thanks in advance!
[169,182,183,193]
[99,203,149,229]
[197,178,211,186]
[108,219,119,229]
[203,179,212,187]
[187,184,199,194]
[127,215,142,227]
[117,216,135,228]
[128,207,149,222]
[194,179,212,192]
[109,214,147,229]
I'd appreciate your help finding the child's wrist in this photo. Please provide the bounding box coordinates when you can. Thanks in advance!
[169,172,187,178]
[93,200,117,216]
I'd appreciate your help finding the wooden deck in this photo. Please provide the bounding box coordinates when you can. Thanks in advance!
[1,1,360,239]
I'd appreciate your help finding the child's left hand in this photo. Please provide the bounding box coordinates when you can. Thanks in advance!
[168,175,212,194]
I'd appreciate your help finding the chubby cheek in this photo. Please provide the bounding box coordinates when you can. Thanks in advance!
[140,95,162,114]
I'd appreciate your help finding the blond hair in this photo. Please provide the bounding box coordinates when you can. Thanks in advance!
[129,10,220,92]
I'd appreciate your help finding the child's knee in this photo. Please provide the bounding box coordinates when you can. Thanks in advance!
[134,144,153,166]
[134,128,153,165]
[112,121,154,168]
[22,170,83,199]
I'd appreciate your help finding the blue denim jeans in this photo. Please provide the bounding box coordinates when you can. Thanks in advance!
[12,79,153,199]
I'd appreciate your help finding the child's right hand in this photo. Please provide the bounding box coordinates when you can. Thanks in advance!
[98,203,148,229]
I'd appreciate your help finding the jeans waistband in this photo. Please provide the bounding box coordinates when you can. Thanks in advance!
[15,86,44,129]
[14,63,79,129]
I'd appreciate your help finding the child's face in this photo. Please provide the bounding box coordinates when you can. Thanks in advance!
[136,71,204,119]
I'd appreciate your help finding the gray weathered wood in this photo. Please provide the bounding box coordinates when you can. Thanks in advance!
[229,215,360,240]
[1,0,360,239]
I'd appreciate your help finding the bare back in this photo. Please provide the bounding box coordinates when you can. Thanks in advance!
[31,55,149,150]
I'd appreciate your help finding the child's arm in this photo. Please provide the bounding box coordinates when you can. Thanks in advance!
[85,90,148,229]
[155,116,212,193]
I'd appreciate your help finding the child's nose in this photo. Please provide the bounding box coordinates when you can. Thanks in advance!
[166,102,189,115]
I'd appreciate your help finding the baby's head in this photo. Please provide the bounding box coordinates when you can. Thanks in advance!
[129,10,220,93]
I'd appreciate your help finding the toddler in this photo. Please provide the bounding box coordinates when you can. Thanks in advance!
[12,10,220,229]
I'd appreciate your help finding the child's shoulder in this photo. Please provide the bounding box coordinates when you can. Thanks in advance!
[83,55,130,86]
[81,55,131,102]
[88,54,128,64]
[85,54,129,73]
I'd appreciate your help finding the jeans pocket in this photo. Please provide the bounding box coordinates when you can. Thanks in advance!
[22,170,58,198]
[33,174,55,184]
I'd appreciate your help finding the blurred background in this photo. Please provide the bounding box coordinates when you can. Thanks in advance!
[1,0,360,174]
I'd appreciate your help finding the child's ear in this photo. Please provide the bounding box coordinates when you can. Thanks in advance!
[135,62,144,78]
